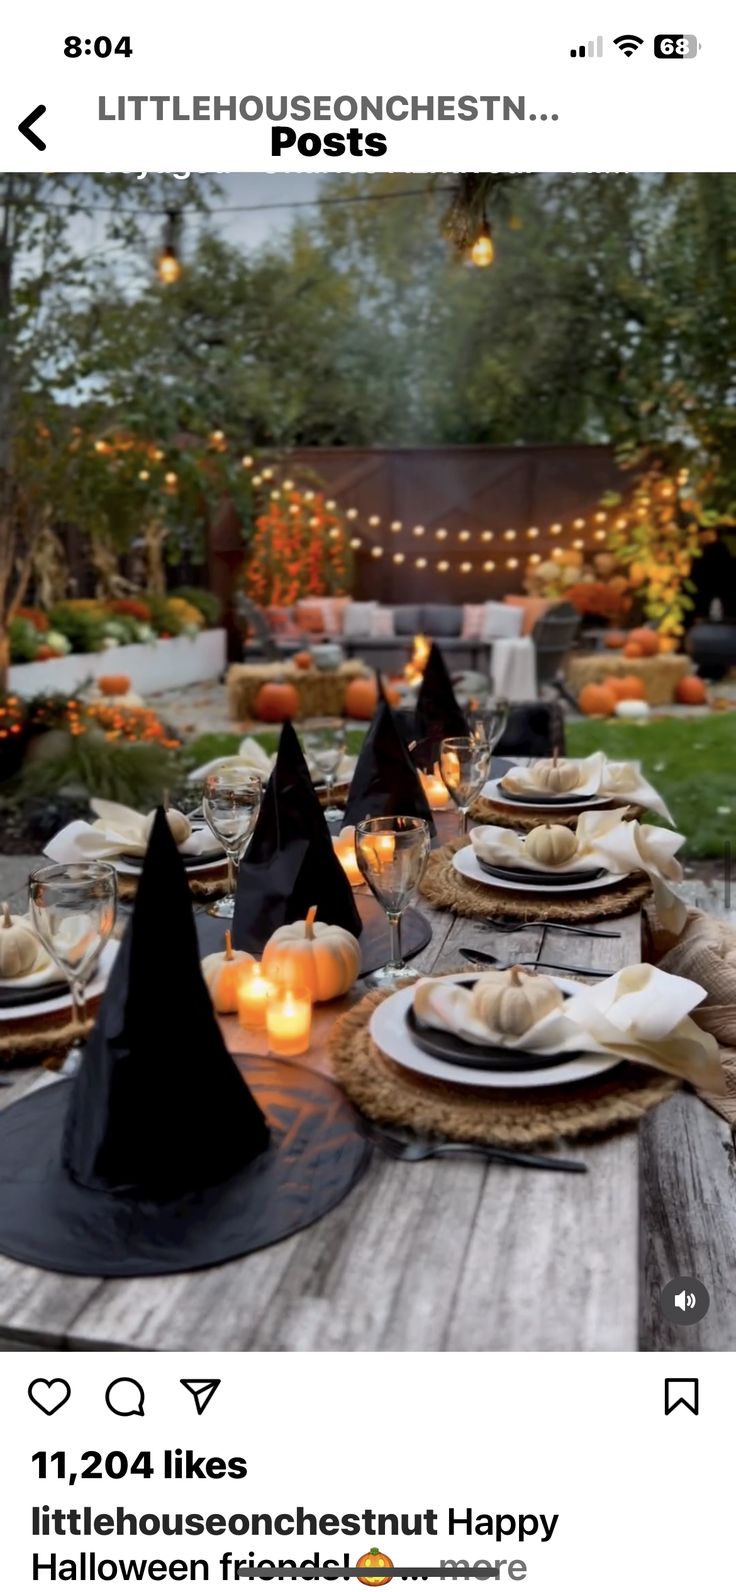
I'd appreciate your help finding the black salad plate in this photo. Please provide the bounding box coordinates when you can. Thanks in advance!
[405,996,581,1074]
[477,859,606,888]
[0,978,69,1010]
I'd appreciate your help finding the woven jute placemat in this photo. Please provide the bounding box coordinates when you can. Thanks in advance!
[0,1009,94,1068]
[419,839,652,924]
[469,796,644,832]
[116,863,229,903]
[329,988,678,1148]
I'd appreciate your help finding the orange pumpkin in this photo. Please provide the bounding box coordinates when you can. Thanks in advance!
[357,1550,394,1588]
[676,675,707,706]
[293,650,313,671]
[578,682,617,717]
[623,641,644,659]
[658,635,677,653]
[344,677,378,720]
[614,673,646,701]
[628,627,659,657]
[254,682,300,723]
[98,674,131,696]
[604,630,627,650]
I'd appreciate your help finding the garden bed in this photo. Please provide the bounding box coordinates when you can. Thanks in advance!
[8,629,227,699]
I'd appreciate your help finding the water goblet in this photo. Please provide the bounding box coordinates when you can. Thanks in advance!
[467,694,510,757]
[29,861,118,1073]
[439,736,492,836]
[355,816,431,989]
[203,770,263,919]
[301,719,347,821]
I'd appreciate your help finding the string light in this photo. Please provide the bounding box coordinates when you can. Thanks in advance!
[393,552,405,564]
[415,557,427,569]
[435,528,448,540]
[349,537,362,549]
[528,552,542,565]
[483,560,496,572]
[503,529,517,541]
[156,210,183,285]
[550,523,562,535]
[413,525,425,537]
[460,561,472,573]
[371,546,383,558]
[481,530,493,542]
[390,520,403,532]
[437,560,450,572]
[368,514,381,527]
[469,216,494,268]
[458,529,471,542]
[506,557,519,569]
[593,529,606,541]
[572,538,584,549]
[241,455,253,468]
[573,517,585,530]
[526,527,540,539]
[346,507,359,520]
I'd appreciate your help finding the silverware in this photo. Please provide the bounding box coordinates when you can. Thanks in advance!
[362,1119,586,1174]
[478,918,620,939]
[460,946,599,979]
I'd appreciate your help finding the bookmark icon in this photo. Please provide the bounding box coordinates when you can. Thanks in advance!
[180,1378,221,1415]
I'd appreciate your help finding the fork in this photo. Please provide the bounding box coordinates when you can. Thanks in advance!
[478,918,620,939]
[362,1119,587,1174]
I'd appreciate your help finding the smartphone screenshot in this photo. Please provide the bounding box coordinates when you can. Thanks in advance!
[0,2,734,1586]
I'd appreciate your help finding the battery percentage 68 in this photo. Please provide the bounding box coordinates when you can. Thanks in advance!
[654,34,700,57]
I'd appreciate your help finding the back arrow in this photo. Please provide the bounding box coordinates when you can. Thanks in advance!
[18,105,46,151]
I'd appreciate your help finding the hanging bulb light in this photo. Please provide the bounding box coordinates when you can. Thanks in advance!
[470,215,494,268]
[157,210,183,285]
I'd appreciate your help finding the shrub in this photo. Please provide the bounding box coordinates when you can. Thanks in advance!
[171,586,221,626]
[49,603,108,653]
[9,616,41,662]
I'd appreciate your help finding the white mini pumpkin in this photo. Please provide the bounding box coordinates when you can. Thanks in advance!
[469,965,563,1037]
[531,758,582,794]
[524,823,578,867]
[261,905,361,1002]
[0,902,40,981]
[201,931,254,1013]
[144,806,192,847]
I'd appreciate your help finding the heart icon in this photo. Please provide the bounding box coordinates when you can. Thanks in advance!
[28,1378,72,1416]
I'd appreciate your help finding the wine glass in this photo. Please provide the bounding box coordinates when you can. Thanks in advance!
[203,770,263,919]
[439,736,492,836]
[29,861,118,1073]
[467,694,510,758]
[355,816,431,989]
[301,719,347,821]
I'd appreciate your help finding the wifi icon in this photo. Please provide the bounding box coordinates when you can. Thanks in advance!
[614,33,644,55]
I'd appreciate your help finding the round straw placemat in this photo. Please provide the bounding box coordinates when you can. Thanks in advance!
[117,862,229,903]
[469,796,643,831]
[0,1009,94,1068]
[419,839,652,923]
[329,988,678,1147]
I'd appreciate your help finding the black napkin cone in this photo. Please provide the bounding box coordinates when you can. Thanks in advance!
[232,720,362,954]
[63,807,270,1198]
[413,643,468,770]
[0,807,367,1276]
[343,694,435,834]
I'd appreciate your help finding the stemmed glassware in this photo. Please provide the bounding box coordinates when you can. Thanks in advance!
[203,770,263,919]
[29,861,118,1072]
[467,693,510,758]
[439,736,492,835]
[355,816,431,989]
[301,719,347,821]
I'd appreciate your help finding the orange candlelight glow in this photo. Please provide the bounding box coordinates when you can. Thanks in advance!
[333,828,363,887]
[266,986,313,1057]
[237,962,276,1030]
[419,763,451,810]
[404,632,431,687]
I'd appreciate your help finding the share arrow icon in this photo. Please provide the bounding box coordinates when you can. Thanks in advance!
[180,1378,221,1415]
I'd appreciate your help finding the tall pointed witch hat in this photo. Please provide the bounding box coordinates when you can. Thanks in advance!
[413,642,469,770]
[232,720,362,955]
[343,692,435,834]
[0,811,367,1277]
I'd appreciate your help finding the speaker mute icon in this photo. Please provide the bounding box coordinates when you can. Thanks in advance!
[571,36,603,57]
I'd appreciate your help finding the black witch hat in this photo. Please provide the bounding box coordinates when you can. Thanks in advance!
[0,810,367,1277]
[413,642,469,770]
[232,720,362,955]
[343,694,435,834]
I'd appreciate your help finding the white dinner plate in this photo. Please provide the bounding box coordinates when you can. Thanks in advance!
[369,974,619,1090]
[453,845,627,896]
[0,940,119,1023]
[481,777,614,813]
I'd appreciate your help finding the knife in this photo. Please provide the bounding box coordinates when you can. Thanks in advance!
[459,946,600,979]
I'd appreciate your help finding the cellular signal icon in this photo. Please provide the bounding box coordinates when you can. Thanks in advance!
[570,35,603,57]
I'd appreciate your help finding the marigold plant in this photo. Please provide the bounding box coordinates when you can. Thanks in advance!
[245,488,353,607]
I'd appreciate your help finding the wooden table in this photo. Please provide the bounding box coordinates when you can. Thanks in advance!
[0,849,733,1354]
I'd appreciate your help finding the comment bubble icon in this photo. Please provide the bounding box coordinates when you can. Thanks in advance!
[105,1377,146,1417]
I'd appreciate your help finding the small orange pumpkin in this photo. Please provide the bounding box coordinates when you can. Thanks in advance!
[357,1550,394,1588]
[614,673,647,701]
[676,674,707,706]
[293,650,313,671]
[623,641,644,659]
[254,681,300,723]
[604,630,626,650]
[578,682,617,717]
[344,677,378,720]
[628,627,659,657]
[98,674,131,696]
[658,635,678,653]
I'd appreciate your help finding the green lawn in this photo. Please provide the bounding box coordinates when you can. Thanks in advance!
[567,714,736,858]
[186,715,736,860]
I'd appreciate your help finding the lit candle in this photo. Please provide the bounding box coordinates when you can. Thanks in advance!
[266,986,313,1057]
[419,765,451,810]
[237,962,275,1030]
[332,828,363,887]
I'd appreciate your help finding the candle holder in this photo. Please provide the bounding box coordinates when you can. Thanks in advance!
[237,962,276,1031]
[266,985,313,1057]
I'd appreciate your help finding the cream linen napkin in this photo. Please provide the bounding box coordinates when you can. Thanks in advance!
[411,966,724,1091]
[45,800,217,863]
[499,752,674,824]
[188,736,275,783]
[598,760,675,824]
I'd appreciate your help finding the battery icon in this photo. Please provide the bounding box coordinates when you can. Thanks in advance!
[654,34,700,57]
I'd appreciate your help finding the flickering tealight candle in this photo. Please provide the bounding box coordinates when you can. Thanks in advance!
[333,830,363,887]
[419,767,451,810]
[237,962,275,1030]
[266,986,313,1058]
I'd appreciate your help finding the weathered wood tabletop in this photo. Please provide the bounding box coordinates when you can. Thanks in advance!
[0,844,733,1355]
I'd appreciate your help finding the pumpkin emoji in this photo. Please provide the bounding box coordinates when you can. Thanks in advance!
[261,905,361,1002]
[357,1550,394,1587]
[201,931,255,1014]
[254,682,300,723]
